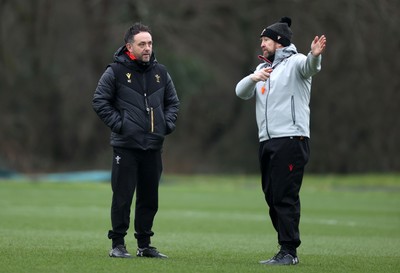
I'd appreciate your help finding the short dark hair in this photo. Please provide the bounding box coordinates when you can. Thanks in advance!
[124,22,151,44]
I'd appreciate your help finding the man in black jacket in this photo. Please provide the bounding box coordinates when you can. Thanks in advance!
[93,22,179,259]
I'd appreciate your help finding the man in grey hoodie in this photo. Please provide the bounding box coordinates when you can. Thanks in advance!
[235,17,326,265]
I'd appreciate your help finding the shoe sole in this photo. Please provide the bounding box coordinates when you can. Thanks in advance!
[137,255,168,258]
[109,253,133,258]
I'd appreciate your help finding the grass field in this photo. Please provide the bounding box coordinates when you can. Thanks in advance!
[0,174,399,273]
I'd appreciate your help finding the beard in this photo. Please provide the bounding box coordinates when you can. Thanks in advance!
[140,54,151,63]
[263,48,275,63]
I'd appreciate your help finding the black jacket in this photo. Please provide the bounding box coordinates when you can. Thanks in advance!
[93,46,179,150]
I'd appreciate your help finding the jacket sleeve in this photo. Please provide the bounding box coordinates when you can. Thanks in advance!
[235,75,257,100]
[163,72,179,135]
[92,66,122,133]
[300,52,322,79]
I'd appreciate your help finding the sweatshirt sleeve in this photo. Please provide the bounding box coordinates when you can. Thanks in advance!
[235,74,257,100]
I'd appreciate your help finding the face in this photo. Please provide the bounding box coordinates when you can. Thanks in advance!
[260,37,282,58]
[126,32,153,62]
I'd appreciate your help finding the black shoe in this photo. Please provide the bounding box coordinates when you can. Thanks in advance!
[259,251,299,265]
[109,245,132,258]
[137,246,168,258]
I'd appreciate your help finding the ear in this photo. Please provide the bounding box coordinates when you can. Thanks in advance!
[126,43,133,52]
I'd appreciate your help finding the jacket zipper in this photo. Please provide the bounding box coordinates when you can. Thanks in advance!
[265,78,271,139]
[144,92,154,133]
[143,72,155,133]
[264,63,272,139]
[150,107,154,133]
[291,95,296,125]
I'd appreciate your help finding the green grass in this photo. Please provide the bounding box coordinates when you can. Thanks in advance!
[0,174,399,273]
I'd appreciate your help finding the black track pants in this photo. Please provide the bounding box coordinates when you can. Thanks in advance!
[259,137,309,254]
[107,147,162,248]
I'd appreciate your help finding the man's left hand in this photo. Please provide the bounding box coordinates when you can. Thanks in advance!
[311,35,327,56]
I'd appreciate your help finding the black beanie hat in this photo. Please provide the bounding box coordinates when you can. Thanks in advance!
[260,17,293,47]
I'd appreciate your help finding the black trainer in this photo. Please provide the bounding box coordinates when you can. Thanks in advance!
[109,245,132,258]
[137,246,168,258]
[259,251,299,265]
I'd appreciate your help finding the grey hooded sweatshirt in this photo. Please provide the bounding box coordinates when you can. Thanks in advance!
[235,44,322,141]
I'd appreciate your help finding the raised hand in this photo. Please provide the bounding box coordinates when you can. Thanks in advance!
[311,35,327,57]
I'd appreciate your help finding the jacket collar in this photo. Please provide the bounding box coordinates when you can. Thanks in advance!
[274,44,297,63]
[113,45,157,71]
